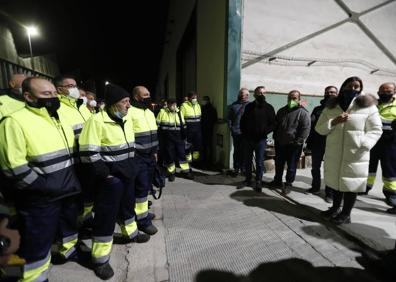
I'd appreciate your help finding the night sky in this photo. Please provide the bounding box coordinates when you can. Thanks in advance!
[0,0,169,97]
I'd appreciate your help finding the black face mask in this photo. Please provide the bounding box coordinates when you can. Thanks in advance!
[255,95,265,104]
[35,97,61,116]
[142,97,152,107]
[378,93,393,103]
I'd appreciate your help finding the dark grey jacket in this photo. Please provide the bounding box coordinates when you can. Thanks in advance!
[274,105,311,146]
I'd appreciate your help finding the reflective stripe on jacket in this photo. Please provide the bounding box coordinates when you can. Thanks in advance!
[180,101,201,131]
[128,106,158,155]
[58,95,92,136]
[79,110,135,179]
[0,106,80,203]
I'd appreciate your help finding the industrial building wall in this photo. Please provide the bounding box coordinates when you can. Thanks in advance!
[0,25,59,88]
[241,0,396,96]
[157,0,230,167]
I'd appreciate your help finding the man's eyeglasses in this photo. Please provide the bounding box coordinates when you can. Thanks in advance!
[60,84,77,89]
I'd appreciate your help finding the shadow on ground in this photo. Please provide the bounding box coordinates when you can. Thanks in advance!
[194,257,388,282]
[230,190,318,222]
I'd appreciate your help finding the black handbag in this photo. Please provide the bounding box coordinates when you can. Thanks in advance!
[151,165,166,199]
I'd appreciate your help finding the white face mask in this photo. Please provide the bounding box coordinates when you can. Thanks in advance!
[169,105,177,112]
[100,104,105,110]
[68,87,80,99]
[80,96,88,104]
[191,98,198,104]
[88,100,97,108]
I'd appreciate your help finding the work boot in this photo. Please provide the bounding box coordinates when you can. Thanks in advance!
[131,232,151,243]
[148,212,156,220]
[307,187,320,195]
[183,172,194,180]
[139,224,158,235]
[168,174,175,182]
[320,207,341,220]
[94,262,114,280]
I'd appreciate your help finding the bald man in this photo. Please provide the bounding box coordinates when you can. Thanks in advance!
[0,73,26,119]
[366,83,396,214]
[128,86,159,236]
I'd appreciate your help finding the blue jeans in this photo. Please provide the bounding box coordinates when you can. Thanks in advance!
[244,138,266,181]
[274,143,303,184]
[232,134,245,171]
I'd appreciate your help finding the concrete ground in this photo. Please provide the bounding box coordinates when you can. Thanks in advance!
[49,167,396,282]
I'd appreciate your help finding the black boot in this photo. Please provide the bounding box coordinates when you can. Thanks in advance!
[332,192,356,224]
[94,262,114,280]
[321,189,342,220]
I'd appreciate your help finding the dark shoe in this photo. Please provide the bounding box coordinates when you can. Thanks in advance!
[254,181,262,193]
[230,169,239,177]
[324,194,333,203]
[148,212,156,220]
[281,183,292,195]
[320,207,341,220]
[94,262,114,280]
[168,174,175,182]
[243,179,252,187]
[183,172,194,180]
[332,214,351,225]
[267,180,283,189]
[386,207,396,214]
[131,232,151,243]
[148,200,153,208]
[308,187,320,195]
[139,224,158,235]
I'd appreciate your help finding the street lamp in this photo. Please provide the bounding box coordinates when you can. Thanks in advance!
[25,26,39,70]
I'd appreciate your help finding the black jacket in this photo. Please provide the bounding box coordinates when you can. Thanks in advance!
[306,99,327,150]
[240,99,276,141]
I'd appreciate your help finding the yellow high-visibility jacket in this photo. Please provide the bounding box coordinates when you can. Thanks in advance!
[57,95,92,136]
[79,110,135,180]
[0,105,80,204]
[156,107,186,141]
[129,102,158,156]
[0,92,25,120]
[180,101,201,131]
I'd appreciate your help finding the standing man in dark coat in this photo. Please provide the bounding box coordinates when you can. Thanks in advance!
[270,90,311,195]
[306,86,338,202]
[201,96,218,169]
[240,86,276,192]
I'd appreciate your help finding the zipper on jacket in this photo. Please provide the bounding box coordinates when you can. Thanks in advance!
[52,117,72,159]
[119,121,130,159]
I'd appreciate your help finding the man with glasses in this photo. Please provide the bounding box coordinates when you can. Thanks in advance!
[54,75,93,244]
[306,86,338,202]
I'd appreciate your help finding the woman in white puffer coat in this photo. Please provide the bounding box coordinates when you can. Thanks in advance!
[315,76,382,224]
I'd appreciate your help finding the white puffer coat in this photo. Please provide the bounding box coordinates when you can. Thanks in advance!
[315,94,382,192]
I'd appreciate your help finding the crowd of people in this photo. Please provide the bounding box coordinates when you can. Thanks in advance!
[228,77,396,224]
[0,72,395,281]
[0,73,218,281]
